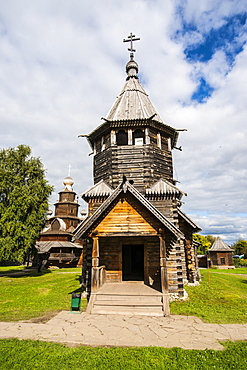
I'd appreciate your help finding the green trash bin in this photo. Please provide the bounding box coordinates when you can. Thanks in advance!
[71,292,81,311]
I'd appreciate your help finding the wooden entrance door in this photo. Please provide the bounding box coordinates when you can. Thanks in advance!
[122,244,144,281]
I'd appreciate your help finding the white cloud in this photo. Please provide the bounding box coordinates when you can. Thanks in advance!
[0,0,246,244]
[179,0,247,32]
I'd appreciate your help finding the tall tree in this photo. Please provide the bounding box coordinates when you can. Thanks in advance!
[192,234,216,255]
[0,145,53,263]
[232,239,247,257]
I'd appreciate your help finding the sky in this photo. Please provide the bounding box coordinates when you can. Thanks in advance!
[0,0,246,245]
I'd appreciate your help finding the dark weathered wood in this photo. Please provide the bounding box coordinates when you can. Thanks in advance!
[159,236,169,293]
[94,141,173,193]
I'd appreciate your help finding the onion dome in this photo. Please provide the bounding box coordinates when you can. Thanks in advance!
[63,176,74,191]
[126,58,139,79]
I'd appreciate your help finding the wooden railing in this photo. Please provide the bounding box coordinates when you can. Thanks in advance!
[91,265,106,292]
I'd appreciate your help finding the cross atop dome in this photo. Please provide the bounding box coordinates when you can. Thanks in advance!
[123,32,140,60]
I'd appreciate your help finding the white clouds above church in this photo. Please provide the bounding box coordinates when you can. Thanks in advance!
[0,0,246,243]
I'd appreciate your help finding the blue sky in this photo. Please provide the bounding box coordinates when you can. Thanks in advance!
[183,12,247,102]
[0,0,247,244]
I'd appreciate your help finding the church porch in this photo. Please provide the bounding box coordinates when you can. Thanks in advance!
[84,235,172,316]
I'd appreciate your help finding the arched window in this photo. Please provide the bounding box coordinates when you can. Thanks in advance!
[133,129,145,145]
[116,130,128,146]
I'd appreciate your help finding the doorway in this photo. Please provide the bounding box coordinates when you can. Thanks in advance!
[122,244,144,281]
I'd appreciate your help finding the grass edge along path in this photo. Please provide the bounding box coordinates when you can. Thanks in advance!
[0,339,247,370]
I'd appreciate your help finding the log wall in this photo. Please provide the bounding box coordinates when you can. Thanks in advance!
[209,251,234,267]
[93,144,173,193]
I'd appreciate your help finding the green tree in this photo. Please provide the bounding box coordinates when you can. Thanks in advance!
[232,239,247,257]
[192,234,216,255]
[0,145,53,263]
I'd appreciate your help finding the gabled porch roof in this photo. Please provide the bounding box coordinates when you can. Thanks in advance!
[177,208,202,232]
[73,181,184,240]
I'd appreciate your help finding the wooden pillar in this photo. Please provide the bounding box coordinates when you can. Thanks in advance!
[92,237,99,267]
[128,129,132,145]
[157,132,161,149]
[159,235,170,316]
[91,237,99,292]
[145,128,150,145]
[101,136,105,151]
[111,130,116,145]
[159,236,168,293]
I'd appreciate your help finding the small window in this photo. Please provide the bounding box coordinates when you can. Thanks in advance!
[116,130,128,146]
[133,129,145,145]
[220,257,225,265]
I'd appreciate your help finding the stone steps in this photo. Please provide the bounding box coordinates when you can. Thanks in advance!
[90,293,164,316]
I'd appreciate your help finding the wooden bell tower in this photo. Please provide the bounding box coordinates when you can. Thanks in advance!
[84,36,179,195]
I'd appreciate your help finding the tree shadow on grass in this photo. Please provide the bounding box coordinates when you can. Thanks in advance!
[68,284,86,295]
[0,268,51,278]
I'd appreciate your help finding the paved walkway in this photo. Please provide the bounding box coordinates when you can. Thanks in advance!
[0,311,246,350]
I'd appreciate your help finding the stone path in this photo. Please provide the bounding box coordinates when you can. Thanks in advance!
[0,311,246,350]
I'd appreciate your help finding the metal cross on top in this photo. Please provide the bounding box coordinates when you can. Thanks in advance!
[68,164,72,177]
[123,32,140,58]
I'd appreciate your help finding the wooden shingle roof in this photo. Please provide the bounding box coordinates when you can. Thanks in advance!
[177,208,202,232]
[208,236,234,252]
[35,241,82,254]
[105,75,164,123]
[81,180,113,200]
[146,179,187,200]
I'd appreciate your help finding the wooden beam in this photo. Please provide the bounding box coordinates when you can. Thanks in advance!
[92,237,99,268]
[128,129,132,145]
[159,236,168,293]
[91,237,99,292]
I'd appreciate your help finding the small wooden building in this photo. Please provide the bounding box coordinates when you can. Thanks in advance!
[208,236,234,269]
[36,176,83,268]
[74,36,201,315]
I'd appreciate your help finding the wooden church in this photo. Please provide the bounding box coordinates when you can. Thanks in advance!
[73,34,201,316]
[36,176,83,268]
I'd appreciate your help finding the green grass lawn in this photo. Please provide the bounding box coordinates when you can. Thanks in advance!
[0,266,247,367]
[1,266,247,324]
[0,339,246,370]
[0,267,86,321]
[170,269,247,323]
